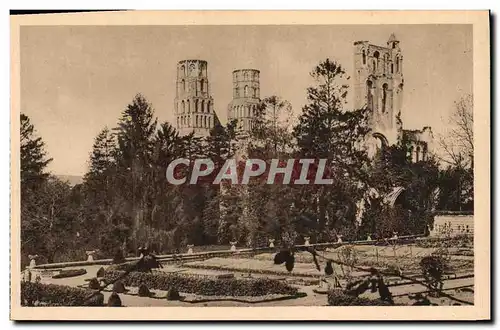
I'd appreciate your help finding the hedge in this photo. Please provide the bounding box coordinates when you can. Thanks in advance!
[52,268,87,279]
[104,270,298,296]
[21,281,99,306]
[327,289,395,306]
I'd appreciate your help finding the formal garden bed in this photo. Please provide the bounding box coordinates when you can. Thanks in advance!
[21,281,99,306]
[103,269,298,296]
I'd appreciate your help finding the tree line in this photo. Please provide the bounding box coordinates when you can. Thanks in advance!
[20,59,474,265]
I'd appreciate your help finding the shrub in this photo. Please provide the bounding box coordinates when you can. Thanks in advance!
[104,270,298,296]
[88,277,100,290]
[327,289,394,306]
[52,268,87,279]
[21,282,97,306]
[138,284,150,297]
[112,280,126,293]
[166,287,181,300]
[107,292,122,306]
[96,267,105,278]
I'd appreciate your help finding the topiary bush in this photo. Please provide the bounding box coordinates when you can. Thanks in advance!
[88,277,100,290]
[107,292,122,306]
[96,267,105,278]
[104,270,298,296]
[138,283,151,297]
[166,287,181,301]
[112,280,126,293]
[52,268,87,279]
[327,289,395,306]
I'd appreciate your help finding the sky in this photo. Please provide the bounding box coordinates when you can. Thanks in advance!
[20,24,473,176]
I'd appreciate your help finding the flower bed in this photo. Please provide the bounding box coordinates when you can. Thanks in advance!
[21,281,96,306]
[104,270,298,296]
[327,289,396,306]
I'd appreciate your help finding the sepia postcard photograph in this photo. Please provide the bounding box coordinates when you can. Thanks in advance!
[10,10,490,321]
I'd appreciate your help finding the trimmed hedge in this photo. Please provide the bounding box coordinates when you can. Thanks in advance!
[21,281,98,306]
[52,268,87,279]
[104,270,298,296]
[327,289,395,306]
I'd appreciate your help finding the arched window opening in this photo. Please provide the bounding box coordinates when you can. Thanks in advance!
[396,56,400,73]
[366,80,374,110]
[187,100,191,113]
[391,64,394,74]
[188,115,191,126]
[408,146,414,160]
[181,79,186,92]
[204,116,207,128]
[244,85,249,97]
[201,100,205,113]
[362,50,366,65]
[382,83,388,113]
[208,101,211,113]
[195,99,199,113]
[252,87,257,98]
[244,72,249,81]
[200,79,204,92]
[182,100,185,113]
[373,51,380,73]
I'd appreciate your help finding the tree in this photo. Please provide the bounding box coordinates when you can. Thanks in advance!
[113,94,158,237]
[292,59,371,238]
[20,114,52,190]
[21,176,78,264]
[437,94,474,211]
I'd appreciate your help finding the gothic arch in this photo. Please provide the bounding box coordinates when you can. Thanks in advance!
[372,132,389,149]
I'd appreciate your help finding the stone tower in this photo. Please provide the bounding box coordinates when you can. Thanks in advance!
[175,60,215,137]
[353,33,404,156]
[227,69,261,134]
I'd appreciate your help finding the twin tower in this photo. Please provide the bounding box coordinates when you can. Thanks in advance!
[174,59,260,137]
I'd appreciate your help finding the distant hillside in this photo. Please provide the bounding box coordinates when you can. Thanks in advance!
[55,174,84,186]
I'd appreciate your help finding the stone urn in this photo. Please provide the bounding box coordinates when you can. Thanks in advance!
[392,232,398,240]
[187,244,194,255]
[28,255,38,268]
[86,250,97,262]
[304,236,311,246]
[366,234,372,241]
[337,235,343,244]
[230,241,237,252]
[269,238,275,248]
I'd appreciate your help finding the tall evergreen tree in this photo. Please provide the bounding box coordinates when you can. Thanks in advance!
[20,113,52,190]
[292,59,371,239]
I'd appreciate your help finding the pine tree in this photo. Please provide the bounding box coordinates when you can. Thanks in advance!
[20,113,52,190]
[292,59,371,238]
[112,94,158,244]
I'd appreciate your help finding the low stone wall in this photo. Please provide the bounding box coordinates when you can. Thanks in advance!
[431,212,474,237]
